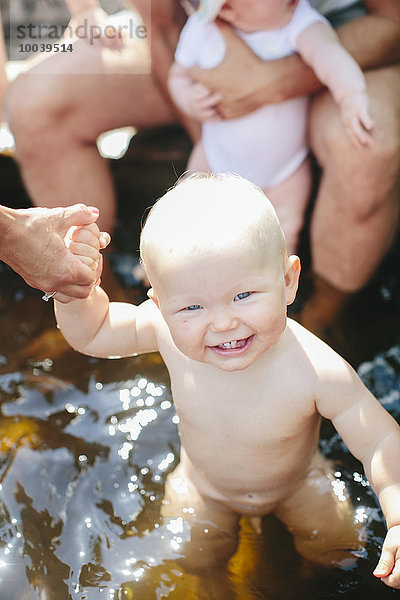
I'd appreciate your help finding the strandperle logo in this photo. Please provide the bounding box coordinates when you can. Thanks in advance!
[7,2,152,75]
[16,19,148,44]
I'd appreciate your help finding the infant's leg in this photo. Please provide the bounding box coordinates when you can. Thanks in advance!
[186,140,212,174]
[162,462,240,572]
[265,159,312,255]
[274,454,364,568]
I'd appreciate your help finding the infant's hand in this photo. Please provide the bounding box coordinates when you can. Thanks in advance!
[373,525,400,588]
[186,82,222,123]
[66,223,110,271]
[340,91,374,147]
[53,223,110,304]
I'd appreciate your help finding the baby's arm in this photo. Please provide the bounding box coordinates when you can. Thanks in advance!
[55,225,159,358]
[316,352,400,588]
[296,22,374,146]
[168,61,222,123]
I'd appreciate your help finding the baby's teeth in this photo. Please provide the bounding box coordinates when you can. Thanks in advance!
[222,340,237,348]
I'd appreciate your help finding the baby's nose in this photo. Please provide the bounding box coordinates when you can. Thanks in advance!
[209,308,238,332]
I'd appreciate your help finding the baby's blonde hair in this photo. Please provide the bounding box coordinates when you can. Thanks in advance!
[140,173,287,279]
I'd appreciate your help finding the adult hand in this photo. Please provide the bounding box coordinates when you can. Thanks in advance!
[54,223,110,304]
[186,20,280,119]
[0,204,106,299]
[187,19,320,119]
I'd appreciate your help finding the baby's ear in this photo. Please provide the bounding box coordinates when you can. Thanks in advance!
[147,288,159,308]
[285,255,301,306]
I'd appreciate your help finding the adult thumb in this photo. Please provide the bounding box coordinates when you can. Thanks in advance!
[62,204,99,228]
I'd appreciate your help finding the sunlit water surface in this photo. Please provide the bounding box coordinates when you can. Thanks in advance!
[1,236,400,600]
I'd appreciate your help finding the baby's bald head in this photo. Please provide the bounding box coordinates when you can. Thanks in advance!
[140,174,287,285]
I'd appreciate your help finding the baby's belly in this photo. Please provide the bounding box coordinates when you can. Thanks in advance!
[180,445,317,516]
[202,96,309,189]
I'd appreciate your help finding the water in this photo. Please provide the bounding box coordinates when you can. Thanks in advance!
[1,256,400,600]
[1,129,400,599]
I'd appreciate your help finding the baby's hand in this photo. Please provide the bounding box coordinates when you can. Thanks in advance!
[373,525,400,588]
[185,82,222,123]
[54,223,110,303]
[66,223,110,271]
[340,91,374,147]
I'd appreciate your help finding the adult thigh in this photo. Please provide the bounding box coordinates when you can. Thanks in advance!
[4,34,177,148]
[309,64,400,221]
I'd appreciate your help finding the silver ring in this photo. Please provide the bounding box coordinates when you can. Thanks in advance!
[42,291,57,302]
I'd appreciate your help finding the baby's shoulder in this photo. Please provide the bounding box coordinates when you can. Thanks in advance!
[142,300,181,356]
[286,318,350,377]
[141,299,167,331]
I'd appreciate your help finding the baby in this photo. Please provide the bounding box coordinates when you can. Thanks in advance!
[55,175,400,587]
[168,0,374,253]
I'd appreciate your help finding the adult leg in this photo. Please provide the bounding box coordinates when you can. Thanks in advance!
[302,65,400,332]
[266,158,312,255]
[4,33,178,233]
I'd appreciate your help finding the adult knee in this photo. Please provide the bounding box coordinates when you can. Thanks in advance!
[5,74,70,162]
[333,133,399,222]
[311,93,400,222]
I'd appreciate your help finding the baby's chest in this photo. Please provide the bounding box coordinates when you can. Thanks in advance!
[172,369,315,443]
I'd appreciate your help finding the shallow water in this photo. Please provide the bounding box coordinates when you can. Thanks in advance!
[1,131,400,599]
[1,257,400,600]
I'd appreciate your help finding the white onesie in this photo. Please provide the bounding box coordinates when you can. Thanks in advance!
[175,0,328,189]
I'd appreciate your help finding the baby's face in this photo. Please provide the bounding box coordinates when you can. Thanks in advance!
[218,0,299,32]
[150,248,299,372]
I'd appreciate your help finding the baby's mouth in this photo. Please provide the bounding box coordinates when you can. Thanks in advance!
[208,335,254,355]
[217,339,247,350]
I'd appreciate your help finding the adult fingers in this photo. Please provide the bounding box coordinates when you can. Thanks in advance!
[51,292,77,304]
[53,282,95,302]
[66,254,100,286]
[62,204,99,229]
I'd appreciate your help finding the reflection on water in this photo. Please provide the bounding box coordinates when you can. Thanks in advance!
[1,241,400,599]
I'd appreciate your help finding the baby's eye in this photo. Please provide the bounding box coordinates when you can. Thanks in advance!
[234,291,251,301]
[185,304,202,311]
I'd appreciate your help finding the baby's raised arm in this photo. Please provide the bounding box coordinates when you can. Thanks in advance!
[55,225,159,359]
[316,348,400,588]
[296,22,374,146]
